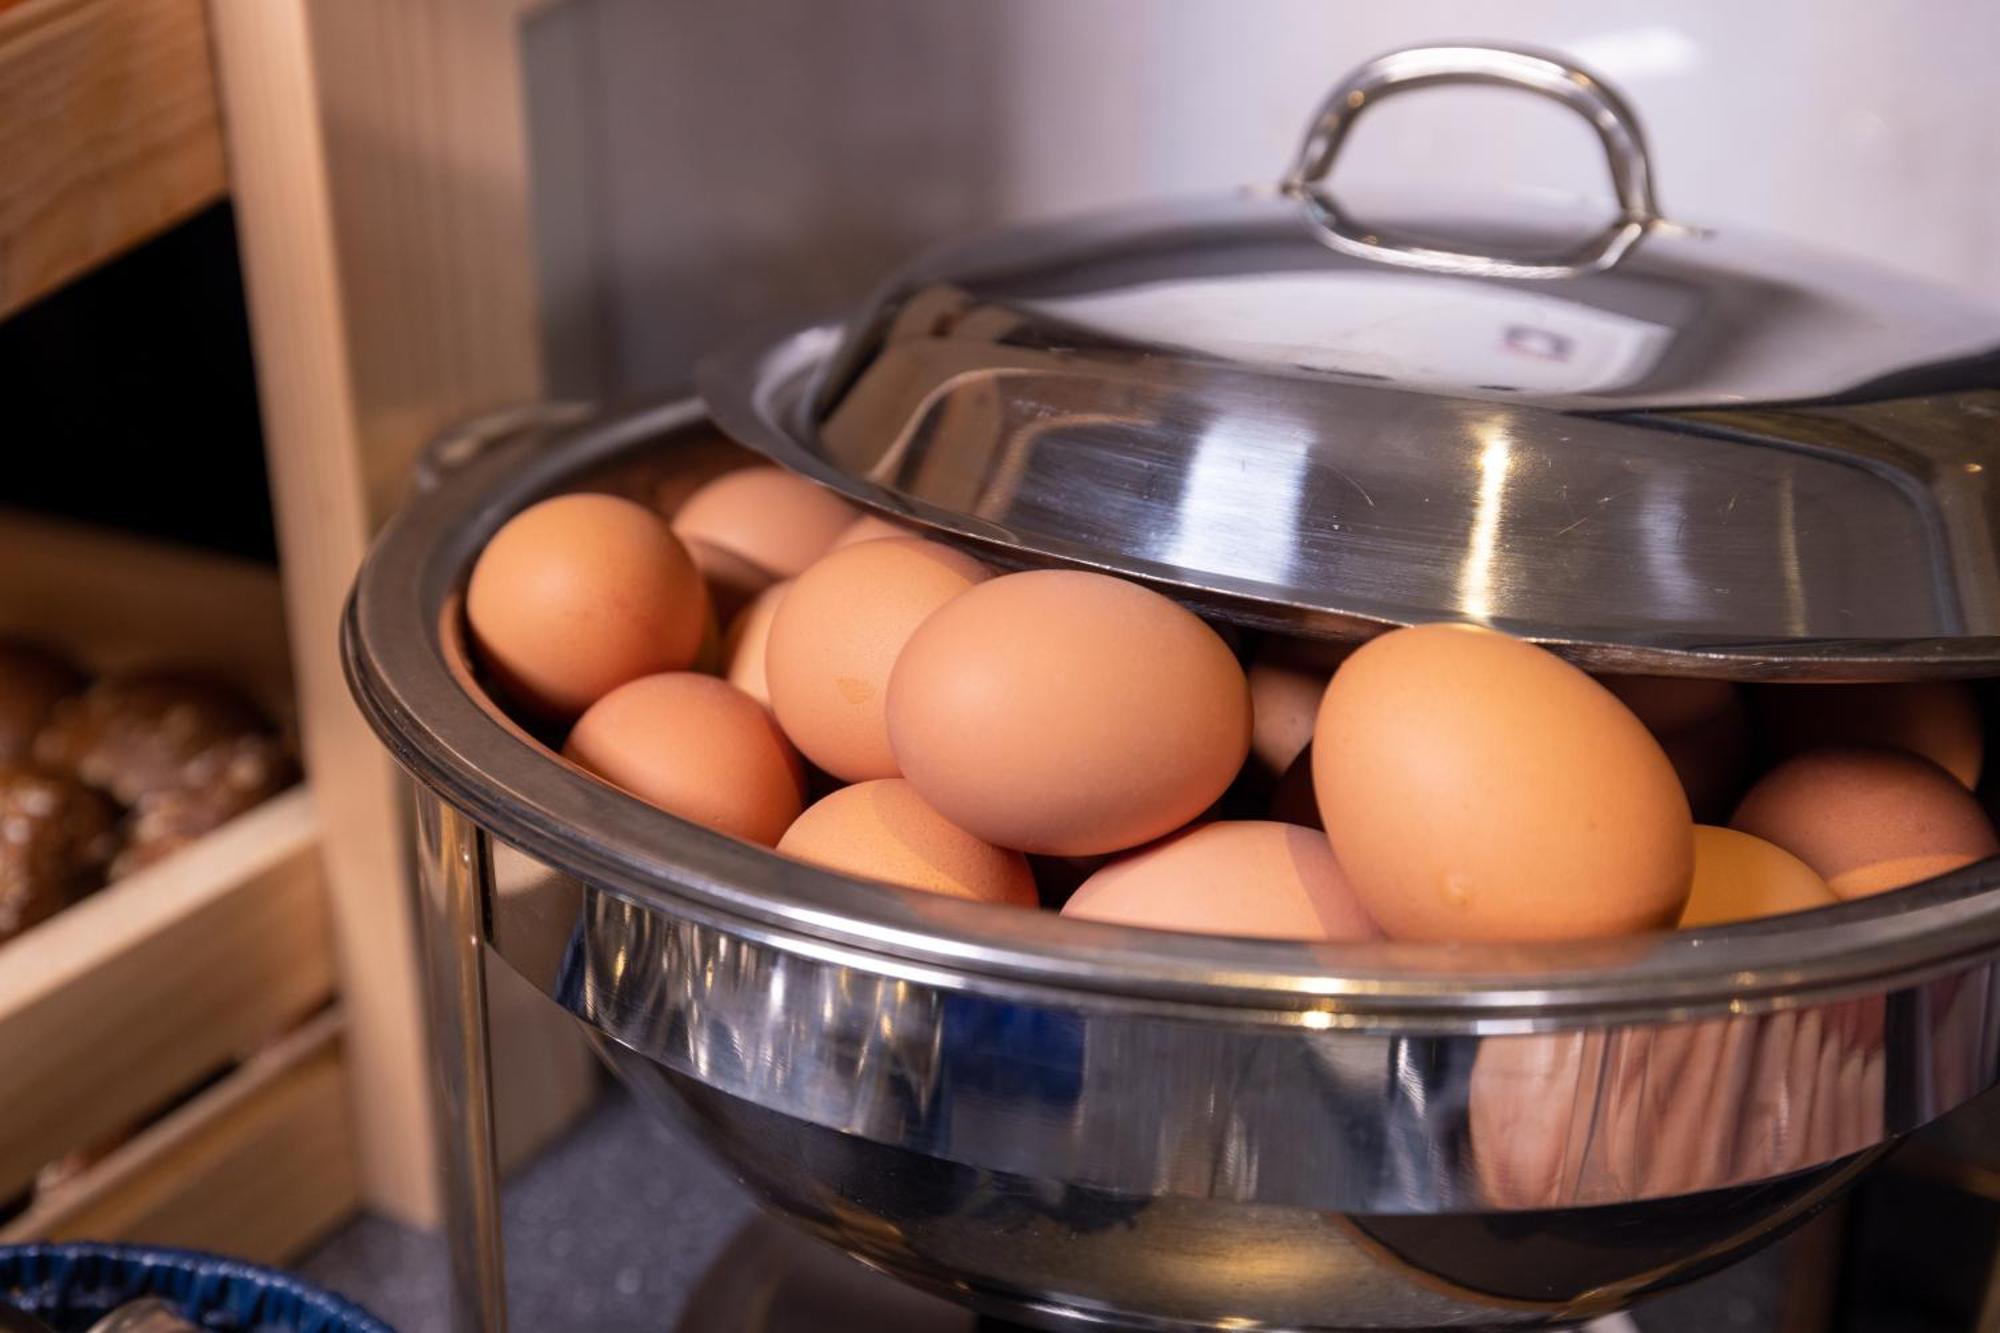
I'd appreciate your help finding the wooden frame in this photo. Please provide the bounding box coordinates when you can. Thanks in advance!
[0,0,227,319]
[207,0,592,1228]
[2,1012,357,1265]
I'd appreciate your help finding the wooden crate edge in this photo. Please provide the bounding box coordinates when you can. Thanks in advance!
[2,1010,359,1263]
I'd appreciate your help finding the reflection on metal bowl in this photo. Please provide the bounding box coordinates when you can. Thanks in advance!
[350,398,2000,1332]
[606,1041,1874,1331]
[539,872,1911,1328]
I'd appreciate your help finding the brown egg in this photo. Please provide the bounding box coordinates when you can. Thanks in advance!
[765,539,991,782]
[1754,681,1984,788]
[1679,826,1835,927]
[668,466,856,581]
[1731,746,1999,899]
[683,537,774,625]
[1246,648,1332,783]
[644,437,761,517]
[1599,675,1752,821]
[888,571,1252,856]
[563,673,804,847]
[831,514,914,548]
[1314,624,1693,942]
[467,494,708,721]
[1062,821,1377,941]
[723,580,789,708]
[1599,675,1738,736]
[777,779,1037,906]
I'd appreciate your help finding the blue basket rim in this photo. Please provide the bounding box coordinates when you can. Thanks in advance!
[0,1242,395,1333]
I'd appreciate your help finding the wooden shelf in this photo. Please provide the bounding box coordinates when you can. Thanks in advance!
[0,0,228,320]
[210,0,587,1227]
[0,513,342,1259]
[1,1010,359,1264]
[0,786,330,1205]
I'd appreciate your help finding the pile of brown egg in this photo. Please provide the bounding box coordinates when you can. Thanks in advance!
[464,460,1996,946]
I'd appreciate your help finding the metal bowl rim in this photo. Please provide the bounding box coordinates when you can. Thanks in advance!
[343,394,2000,1026]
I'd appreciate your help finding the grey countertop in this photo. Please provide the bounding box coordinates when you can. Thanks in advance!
[301,1087,1811,1333]
[303,1091,751,1333]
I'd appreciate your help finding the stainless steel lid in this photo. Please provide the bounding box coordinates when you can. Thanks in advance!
[701,44,2000,680]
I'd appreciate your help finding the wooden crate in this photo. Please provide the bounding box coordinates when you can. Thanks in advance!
[208,0,598,1229]
[1,1012,358,1266]
[0,512,354,1261]
[0,0,228,320]
[0,510,292,716]
[1,0,601,1245]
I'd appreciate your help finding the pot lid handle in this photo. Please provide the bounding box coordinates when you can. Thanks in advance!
[1281,43,1663,279]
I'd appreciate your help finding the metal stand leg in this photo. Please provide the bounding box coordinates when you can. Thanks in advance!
[416,792,510,1333]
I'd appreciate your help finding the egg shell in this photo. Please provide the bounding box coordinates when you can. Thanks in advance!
[1313,623,1693,942]
[1061,821,1377,941]
[887,570,1252,857]
[1246,650,1331,782]
[1731,746,1999,899]
[684,537,775,625]
[1753,681,1984,788]
[723,580,789,708]
[563,673,804,846]
[636,436,759,517]
[1600,675,1753,821]
[1679,826,1834,928]
[777,779,1037,907]
[1655,705,1753,825]
[669,467,856,580]
[1598,675,1739,736]
[831,514,915,549]
[765,539,991,782]
[466,493,708,721]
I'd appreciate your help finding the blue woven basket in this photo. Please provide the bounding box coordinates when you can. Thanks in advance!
[0,1244,393,1333]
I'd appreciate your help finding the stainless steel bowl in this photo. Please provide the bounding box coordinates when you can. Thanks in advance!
[347,400,2000,1331]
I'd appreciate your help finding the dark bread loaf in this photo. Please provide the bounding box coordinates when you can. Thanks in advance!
[0,640,85,763]
[0,762,117,943]
[111,732,295,876]
[34,673,270,805]
[33,673,297,877]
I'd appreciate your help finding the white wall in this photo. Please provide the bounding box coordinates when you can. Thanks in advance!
[525,0,2000,397]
